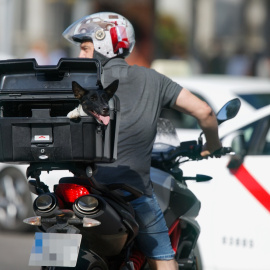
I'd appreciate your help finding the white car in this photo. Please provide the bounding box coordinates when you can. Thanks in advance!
[0,53,36,232]
[161,75,270,141]
[160,75,270,270]
[0,164,72,231]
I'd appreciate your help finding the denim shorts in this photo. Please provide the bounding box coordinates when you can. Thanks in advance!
[129,191,175,260]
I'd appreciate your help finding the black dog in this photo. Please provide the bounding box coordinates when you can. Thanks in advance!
[67,80,118,125]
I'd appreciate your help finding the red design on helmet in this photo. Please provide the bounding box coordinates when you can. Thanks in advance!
[110,26,129,53]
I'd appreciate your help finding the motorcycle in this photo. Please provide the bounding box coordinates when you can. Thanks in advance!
[23,98,241,270]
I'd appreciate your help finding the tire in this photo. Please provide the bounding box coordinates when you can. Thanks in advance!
[193,244,203,270]
[176,243,203,270]
[0,167,33,232]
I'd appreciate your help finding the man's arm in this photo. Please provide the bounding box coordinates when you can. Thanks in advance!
[173,88,222,156]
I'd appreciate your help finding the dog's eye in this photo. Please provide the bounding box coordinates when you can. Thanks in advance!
[101,93,109,101]
[90,94,98,101]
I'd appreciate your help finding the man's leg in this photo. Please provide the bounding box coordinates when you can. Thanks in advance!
[147,258,178,270]
[129,192,177,270]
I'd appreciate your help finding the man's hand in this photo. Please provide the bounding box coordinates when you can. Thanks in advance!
[200,142,222,157]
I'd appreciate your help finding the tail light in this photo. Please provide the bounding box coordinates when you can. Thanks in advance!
[54,183,90,204]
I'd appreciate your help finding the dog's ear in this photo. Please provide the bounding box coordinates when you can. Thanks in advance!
[72,81,86,100]
[104,80,119,99]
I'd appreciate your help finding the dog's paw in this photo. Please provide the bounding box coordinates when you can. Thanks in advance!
[67,108,80,119]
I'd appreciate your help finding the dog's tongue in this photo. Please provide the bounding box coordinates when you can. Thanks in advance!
[90,111,110,125]
[98,115,110,126]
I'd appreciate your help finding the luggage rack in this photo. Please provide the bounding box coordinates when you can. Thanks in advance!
[0,58,120,164]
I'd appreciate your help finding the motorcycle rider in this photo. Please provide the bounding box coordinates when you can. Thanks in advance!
[63,12,222,270]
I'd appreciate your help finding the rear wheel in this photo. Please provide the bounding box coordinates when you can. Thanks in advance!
[193,244,203,270]
[176,244,203,270]
[0,167,33,232]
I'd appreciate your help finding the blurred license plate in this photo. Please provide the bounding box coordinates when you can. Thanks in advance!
[29,232,82,267]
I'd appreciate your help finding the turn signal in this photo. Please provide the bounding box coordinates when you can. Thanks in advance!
[83,217,101,227]
[23,216,41,226]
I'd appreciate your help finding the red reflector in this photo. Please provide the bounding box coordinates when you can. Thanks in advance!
[169,219,181,253]
[55,183,90,204]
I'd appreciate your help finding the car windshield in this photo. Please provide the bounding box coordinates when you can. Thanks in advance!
[238,93,270,109]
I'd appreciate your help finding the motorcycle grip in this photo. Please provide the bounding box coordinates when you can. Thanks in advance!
[211,147,232,157]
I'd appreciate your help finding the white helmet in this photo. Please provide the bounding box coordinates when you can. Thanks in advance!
[62,12,135,58]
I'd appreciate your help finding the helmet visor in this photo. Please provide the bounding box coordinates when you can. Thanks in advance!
[62,15,103,45]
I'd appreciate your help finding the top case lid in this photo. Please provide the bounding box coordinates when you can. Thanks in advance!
[0,58,102,97]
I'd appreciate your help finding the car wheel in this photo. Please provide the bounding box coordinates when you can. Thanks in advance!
[0,167,33,232]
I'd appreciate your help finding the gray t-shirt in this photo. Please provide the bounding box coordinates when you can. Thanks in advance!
[95,58,182,196]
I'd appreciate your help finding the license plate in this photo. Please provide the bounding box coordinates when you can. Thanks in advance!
[29,232,82,267]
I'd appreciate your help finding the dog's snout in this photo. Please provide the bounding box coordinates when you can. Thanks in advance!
[102,107,109,114]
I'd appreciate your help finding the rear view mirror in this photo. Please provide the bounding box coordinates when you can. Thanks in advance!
[198,98,241,145]
[216,98,241,125]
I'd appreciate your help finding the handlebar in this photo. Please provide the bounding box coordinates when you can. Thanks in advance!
[151,140,233,174]
[151,140,233,181]
[210,146,232,158]
[159,140,232,162]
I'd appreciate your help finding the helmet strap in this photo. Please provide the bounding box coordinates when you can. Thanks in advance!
[93,50,110,66]
[93,49,125,67]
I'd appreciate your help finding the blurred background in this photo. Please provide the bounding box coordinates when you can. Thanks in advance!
[1,1,270,270]
[1,0,270,78]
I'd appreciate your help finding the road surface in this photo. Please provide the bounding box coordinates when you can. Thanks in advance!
[0,231,39,270]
